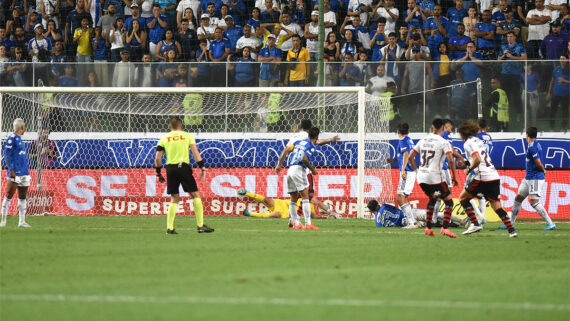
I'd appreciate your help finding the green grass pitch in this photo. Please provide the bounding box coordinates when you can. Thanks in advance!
[1,216,569,321]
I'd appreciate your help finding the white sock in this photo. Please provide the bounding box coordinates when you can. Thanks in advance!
[18,198,27,224]
[433,200,441,222]
[289,201,299,225]
[2,196,11,224]
[302,199,311,225]
[470,199,483,222]
[479,197,486,220]
[511,201,522,224]
[532,202,553,225]
[400,203,415,224]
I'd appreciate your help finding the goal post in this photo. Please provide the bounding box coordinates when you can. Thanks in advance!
[0,86,392,219]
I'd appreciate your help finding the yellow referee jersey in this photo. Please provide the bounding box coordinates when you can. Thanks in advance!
[157,130,196,165]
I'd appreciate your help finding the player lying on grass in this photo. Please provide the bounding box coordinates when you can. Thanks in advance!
[367,200,469,228]
[457,120,517,237]
[409,118,459,238]
[237,188,341,219]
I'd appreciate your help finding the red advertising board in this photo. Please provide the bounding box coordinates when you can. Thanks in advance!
[2,168,569,219]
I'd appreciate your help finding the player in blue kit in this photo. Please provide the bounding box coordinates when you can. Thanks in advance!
[1,119,31,228]
[499,127,556,230]
[386,123,417,228]
[276,127,320,230]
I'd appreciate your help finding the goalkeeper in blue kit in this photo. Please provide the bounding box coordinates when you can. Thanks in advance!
[1,119,31,228]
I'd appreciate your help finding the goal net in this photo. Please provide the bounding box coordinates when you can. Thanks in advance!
[0,87,392,219]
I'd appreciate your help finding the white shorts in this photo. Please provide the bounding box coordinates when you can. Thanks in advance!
[397,170,416,196]
[286,165,309,194]
[442,169,452,188]
[518,179,544,200]
[7,175,31,187]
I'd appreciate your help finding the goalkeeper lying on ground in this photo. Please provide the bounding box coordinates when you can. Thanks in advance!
[237,189,341,219]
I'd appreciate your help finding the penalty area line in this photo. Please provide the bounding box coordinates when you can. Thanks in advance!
[0,294,568,312]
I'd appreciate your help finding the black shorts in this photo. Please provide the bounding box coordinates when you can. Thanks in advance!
[419,182,451,199]
[465,179,500,202]
[166,163,198,195]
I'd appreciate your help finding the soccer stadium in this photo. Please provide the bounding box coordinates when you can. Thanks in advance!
[0,0,569,320]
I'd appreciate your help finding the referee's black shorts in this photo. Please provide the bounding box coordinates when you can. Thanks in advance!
[166,163,198,195]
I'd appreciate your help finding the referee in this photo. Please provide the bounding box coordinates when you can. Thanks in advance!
[155,117,214,234]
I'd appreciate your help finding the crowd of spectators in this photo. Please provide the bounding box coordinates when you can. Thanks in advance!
[0,0,568,89]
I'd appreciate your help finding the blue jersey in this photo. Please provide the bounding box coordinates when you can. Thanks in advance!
[374,204,405,227]
[288,139,317,169]
[476,131,492,153]
[397,136,415,172]
[526,141,545,180]
[3,133,29,176]
[441,130,452,170]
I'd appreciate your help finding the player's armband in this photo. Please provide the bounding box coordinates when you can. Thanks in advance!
[156,145,165,151]
[197,160,205,169]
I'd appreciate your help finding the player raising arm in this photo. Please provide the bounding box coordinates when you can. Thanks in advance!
[1,119,31,228]
[279,127,320,230]
[499,127,555,230]
[155,117,214,234]
[457,121,517,237]
[409,118,458,238]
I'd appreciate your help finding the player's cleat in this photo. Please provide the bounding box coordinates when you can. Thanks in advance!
[18,222,31,228]
[462,224,483,235]
[242,210,250,216]
[402,224,417,229]
[424,227,435,236]
[304,223,319,230]
[544,223,557,231]
[0,221,6,228]
[292,224,304,230]
[197,225,215,233]
[497,224,507,230]
[237,188,247,198]
[166,229,178,234]
[288,220,293,228]
[509,231,518,238]
[440,227,457,238]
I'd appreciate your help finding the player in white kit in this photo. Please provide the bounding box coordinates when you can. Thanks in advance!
[457,121,517,237]
[409,119,459,238]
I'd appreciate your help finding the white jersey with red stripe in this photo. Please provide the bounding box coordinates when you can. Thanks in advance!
[413,133,452,185]
[463,136,500,181]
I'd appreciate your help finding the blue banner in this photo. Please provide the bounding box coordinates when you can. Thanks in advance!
[3,136,570,169]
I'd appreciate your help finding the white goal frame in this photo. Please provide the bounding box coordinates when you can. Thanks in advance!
[0,86,385,219]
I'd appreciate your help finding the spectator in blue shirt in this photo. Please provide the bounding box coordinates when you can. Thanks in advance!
[496,7,521,46]
[228,46,257,86]
[208,27,231,86]
[156,0,177,25]
[194,39,210,86]
[446,0,467,38]
[498,31,527,121]
[261,0,280,24]
[491,0,507,25]
[473,10,496,59]
[223,15,243,53]
[557,5,570,36]
[338,52,362,86]
[448,69,473,124]
[147,4,168,61]
[547,58,570,130]
[423,5,449,38]
[257,33,281,86]
[448,23,471,59]
[227,0,246,26]
[92,26,110,85]
[248,7,262,31]
[58,64,78,87]
[125,3,147,30]
[177,18,198,62]
[404,0,426,30]
[419,0,434,17]
[540,22,568,60]
[521,64,540,127]
[369,18,387,61]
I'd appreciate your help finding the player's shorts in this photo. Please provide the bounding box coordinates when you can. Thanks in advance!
[397,170,416,196]
[517,179,544,200]
[7,175,31,187]
[442,169,452,188]
[166,163,198,195]
[419,182,451,199]
[272,199,315,218]
[307,173,314,194]
[287,165,309,194]
[464,176,500,202]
